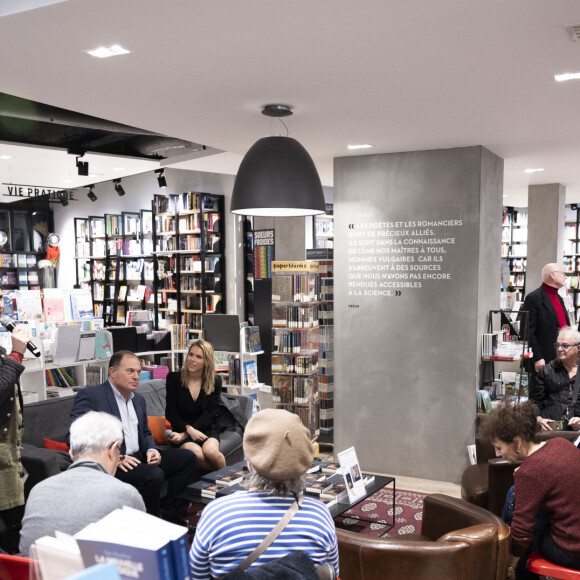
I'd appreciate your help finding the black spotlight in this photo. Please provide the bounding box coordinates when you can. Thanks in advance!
[114,178,125,197]
[155,169,167,188]
[86,185,97,202]
[76,156,89,176]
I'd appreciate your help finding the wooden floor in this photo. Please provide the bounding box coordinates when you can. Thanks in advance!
[319,448,462,498]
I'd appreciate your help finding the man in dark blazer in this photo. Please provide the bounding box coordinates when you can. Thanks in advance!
[69,350,197,524]
[522,263,570,374]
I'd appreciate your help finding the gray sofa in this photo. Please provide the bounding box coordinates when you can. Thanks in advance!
[20,379,252,496]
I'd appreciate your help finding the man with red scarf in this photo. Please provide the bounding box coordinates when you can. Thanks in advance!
[523,263,571,375]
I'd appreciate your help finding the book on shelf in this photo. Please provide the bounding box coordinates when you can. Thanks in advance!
[15,289,43,320]
[242,360,258,387]
[94,330,113,359]
[70,289,94,321]
[243,325,261,352]
[1,270,17,286]
[272,274,294,302]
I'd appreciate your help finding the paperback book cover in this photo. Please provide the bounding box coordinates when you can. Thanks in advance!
[243,360,258,387]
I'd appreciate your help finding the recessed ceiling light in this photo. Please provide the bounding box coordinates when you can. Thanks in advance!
[555,72,580,82]
[85,44,130,59]
[347,144,374,150]
[0,155,12,160]
[63,179,73,183]
[88,173,103,178]
[524,168,544,174]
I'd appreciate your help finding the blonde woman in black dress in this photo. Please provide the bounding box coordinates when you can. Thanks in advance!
[165,339,226,471]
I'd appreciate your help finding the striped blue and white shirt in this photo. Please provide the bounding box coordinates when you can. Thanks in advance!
[189,491,339,580]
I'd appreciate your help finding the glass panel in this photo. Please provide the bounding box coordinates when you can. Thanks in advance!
[0,210,11,252]
[12,211,31,252]
[31,211,50,252]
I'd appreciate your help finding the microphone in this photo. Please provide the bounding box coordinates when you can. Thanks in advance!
[0,318,41,358]
[164,429,174,440]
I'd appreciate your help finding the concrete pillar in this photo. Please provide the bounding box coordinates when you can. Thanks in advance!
[526,184,566,291]
[333,146,503,483]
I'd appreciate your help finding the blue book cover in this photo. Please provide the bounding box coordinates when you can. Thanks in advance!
[76,538,173,580]
[65,562,121,580]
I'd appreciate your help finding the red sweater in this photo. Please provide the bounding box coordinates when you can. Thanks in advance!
[512,438,580,556]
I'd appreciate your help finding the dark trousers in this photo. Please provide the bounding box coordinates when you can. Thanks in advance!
[115,448,197,518]
[0,504,24,554]
[516,513,580,579]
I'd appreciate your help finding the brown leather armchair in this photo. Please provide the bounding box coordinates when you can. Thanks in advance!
[336,493,510,580]
[461,431,577,516]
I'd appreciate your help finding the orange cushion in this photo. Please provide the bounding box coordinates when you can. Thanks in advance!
[43,438,70,452]
[147,416,170,445]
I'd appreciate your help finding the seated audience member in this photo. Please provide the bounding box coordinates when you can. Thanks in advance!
[165,339,226,471]
[482,401,580,579]
[19,411,145,556]
[531,326,580,431]
[69,350,197,524]
[189,408,339,580]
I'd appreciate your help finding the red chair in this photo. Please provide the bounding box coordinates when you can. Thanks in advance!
[527,550,580,579]
[0,553,40,580]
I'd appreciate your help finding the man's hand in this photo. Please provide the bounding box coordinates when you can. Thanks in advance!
[534,359,546,373]
[536,416,553,430]
[10,325,30,355]
[568,417,580,431]
[147,449,161,465]
[117,454,141,473]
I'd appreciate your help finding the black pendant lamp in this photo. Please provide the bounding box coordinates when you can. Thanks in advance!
[230,104,326,217]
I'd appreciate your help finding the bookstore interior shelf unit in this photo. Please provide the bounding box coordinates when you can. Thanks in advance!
[313,204,334,249]
[481,309,530,399]
[20,326,187,402]
[307,249,334,444]
[243,217,255,325]
[152,192,225,335]
[564,204,580,323]
[271,261,320,437]
[0,204,54,291]
[74,192,225,332]
[500,207,527,309]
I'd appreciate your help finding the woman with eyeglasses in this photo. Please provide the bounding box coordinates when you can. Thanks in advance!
[529,325,580,431]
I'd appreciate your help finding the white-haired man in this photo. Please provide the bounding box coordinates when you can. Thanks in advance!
[523,263,571,374]
[19,411,145,556]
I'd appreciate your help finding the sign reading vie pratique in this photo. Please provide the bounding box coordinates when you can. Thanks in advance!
[1,183,77,201]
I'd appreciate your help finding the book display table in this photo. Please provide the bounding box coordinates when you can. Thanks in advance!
[330,475,395,536]
[182,466,396,537]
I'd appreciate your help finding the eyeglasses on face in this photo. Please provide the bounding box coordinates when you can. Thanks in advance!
[554,342,579,350]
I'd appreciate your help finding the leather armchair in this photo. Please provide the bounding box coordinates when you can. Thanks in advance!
[336,493,510,580]
[461,431,577,516]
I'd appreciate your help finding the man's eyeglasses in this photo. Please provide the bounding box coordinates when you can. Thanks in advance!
[554,343,579,350]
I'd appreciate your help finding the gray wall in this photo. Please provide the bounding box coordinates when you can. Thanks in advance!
[526,183,566,291]
[53,167,243,316]
[333,146,503,483]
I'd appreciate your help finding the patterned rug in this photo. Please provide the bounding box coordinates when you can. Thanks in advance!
[186,488,426,539]
[334,488,426,537]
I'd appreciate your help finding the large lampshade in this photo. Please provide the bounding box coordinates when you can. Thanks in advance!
[230,135,326,217]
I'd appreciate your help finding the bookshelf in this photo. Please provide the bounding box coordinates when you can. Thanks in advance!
[313,203,334,249]
[501,207,527,308]
[307,249,334,443]
[271,261,320,437]
[243,217,255,325]
[564,204,580,323]
[152,192,225,334]
[0,205,54,290]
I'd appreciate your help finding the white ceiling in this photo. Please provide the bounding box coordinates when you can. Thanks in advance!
[2,0,580,208]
